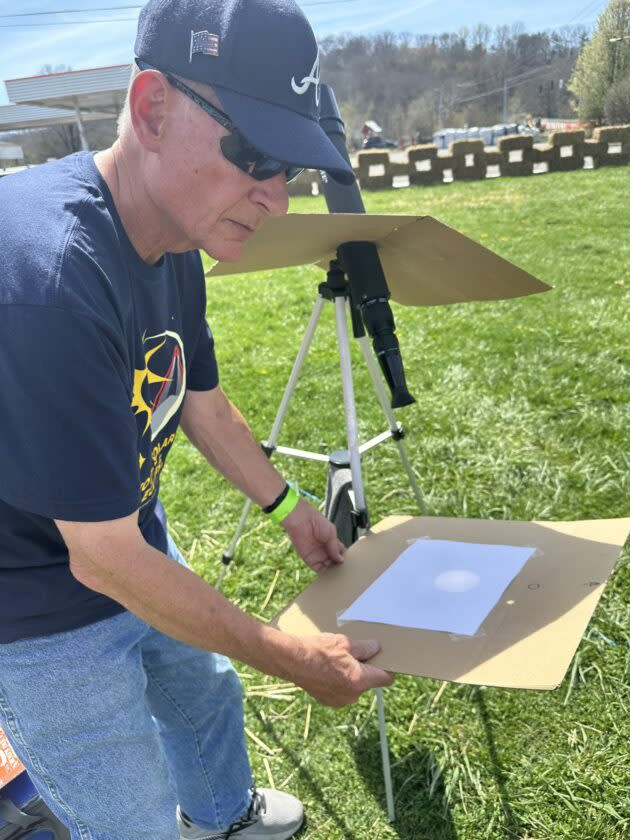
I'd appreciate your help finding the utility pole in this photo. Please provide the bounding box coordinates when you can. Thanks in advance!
[503,77,509,123]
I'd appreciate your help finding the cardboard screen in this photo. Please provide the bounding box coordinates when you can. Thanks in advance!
[207,214,551,307]
[272,516,629,690]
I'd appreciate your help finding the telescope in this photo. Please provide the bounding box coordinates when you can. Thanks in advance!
[319,85,415,409]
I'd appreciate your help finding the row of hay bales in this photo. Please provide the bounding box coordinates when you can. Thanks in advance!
[288,124,630,195]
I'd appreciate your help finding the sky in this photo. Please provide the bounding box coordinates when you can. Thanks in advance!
[0,0,606,105]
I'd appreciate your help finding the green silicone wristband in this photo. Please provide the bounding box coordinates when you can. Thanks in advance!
[267,486,300,525]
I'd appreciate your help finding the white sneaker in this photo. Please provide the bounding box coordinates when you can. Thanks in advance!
[177,787,304,840]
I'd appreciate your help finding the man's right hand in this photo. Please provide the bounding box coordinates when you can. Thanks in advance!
[290,633,394,707]
[56,512,393,708]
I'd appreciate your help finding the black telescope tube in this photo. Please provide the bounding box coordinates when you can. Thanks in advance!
[337,241,415,408]
[318,85,415,408]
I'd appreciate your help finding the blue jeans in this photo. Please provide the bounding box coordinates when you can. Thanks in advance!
[0,535,252,839]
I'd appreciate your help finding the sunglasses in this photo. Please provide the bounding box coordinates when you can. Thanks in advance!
[136,61,303,183]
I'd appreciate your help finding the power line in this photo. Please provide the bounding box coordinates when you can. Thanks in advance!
[0,5,140,17]
[0,0,359,19]
[450,7,597,110]
[565,0,607,27]
[0,18,137,28]
[454,65,560,106]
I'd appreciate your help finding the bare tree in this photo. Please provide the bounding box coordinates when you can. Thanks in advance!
[322,22,585,141]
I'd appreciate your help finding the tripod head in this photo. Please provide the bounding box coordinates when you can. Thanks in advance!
[318,85,415,409]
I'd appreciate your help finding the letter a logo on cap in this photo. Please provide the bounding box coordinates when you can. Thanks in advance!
[291,51,320,106]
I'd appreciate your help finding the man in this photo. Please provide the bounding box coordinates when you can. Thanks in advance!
[0,1,393,838]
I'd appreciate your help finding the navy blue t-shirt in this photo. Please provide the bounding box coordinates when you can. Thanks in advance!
[0,152,219,643]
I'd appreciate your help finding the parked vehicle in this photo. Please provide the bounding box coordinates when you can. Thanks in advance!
[363,135,397,149]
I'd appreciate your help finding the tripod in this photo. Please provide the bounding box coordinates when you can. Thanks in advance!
[218,84,424,822]
[219,258,425,822]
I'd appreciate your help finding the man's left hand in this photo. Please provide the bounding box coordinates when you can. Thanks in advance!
[281,498,345,573]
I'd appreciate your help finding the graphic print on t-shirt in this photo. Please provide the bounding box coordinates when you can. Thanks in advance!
[133,330,186,506]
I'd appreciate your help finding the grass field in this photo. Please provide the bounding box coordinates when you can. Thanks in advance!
[160,168,630,840]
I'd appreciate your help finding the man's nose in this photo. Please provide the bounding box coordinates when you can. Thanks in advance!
[250,172,289,216]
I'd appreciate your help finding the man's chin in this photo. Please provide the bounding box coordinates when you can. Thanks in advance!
[203,241,246,264]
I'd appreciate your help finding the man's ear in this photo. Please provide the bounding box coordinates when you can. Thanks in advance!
[129,70,169,152]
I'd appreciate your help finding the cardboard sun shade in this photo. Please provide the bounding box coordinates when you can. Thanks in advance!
[207,214,551,306]
[273,516,629,690]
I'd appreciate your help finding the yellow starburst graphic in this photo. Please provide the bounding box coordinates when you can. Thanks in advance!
[131,339,171,435]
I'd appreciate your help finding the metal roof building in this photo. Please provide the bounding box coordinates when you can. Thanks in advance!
[0,103,112,133]
[0,139,23,161]
[3,64,131,150]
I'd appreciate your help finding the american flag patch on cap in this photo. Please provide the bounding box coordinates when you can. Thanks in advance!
[189,30,220,62]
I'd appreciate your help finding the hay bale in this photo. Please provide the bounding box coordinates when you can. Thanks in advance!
[391,160,411,178]
[356,150,392,190]
[484,148,502,166]
[549,129,586,146]
[531,143,553,174]
[436,152,455,183]
[533,144,553,162]
[548,129,586,171]
[498,134,533,152]
[584,138,603,168]
[449,139,485,154]
[449,139,486,181]
[498,135,534,176]
[287,169,318,197]
[407,144,440,186]
[484,147,502,178]
[592,124,630,166]
[593,124,630,145]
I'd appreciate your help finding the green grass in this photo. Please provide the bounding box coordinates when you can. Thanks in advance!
[160,168,630,840]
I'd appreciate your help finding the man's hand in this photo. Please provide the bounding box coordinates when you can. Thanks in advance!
[281,498,345,572]
[290,634,394,707]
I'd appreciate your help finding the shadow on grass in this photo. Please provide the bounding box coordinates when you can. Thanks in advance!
[251,692,525,839]
[473,688,527,840]
[251,704,458,838]
[352,733,459,840]
[251,707,362,840]
[352,690,529,839]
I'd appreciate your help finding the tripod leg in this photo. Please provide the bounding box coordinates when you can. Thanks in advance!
[266,295,326,446]
[377,688,396,822]
[218,296,326,583]
[334,297,367,516]
[334,299,396,821]
[358,336,426,514]
[217,498,254,588]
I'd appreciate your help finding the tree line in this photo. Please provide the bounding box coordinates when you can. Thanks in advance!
[321,24,587,146]
[3,2,629,164]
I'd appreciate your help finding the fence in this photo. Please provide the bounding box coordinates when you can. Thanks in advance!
[287,125,630,196]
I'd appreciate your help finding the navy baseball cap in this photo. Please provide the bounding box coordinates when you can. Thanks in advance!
[135,0,355,185]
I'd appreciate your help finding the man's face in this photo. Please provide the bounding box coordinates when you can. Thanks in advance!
[147,79,289,262]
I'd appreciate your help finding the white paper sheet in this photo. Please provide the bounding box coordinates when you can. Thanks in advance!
[338,539,536,636]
